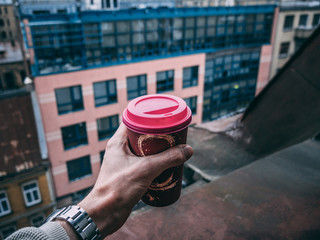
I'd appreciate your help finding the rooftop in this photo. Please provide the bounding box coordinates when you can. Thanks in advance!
[0,0,12,5]
[0,89,46,180]
[109,138,320,240]
[279,0,320,10]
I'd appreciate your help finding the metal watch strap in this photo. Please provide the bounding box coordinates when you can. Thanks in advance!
[46,205,101,240]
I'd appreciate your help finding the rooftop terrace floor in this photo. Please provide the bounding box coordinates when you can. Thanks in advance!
[109,139,320,240]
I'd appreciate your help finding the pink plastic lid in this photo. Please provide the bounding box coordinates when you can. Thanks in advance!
[122,94,192,134]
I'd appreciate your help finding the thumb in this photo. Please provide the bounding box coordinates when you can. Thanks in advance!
[144,144,193,177]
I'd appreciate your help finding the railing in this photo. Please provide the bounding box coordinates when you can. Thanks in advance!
[19,0,77,3]
[295,25,317,39]
[279,0,320,9]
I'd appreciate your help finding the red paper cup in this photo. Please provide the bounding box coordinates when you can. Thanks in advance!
[122,94,192,207]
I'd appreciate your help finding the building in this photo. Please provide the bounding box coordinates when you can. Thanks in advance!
[83,0,175,11]
[270,1,320,78]
[22,6,275,205]
[119,0,175,9]
[0,0,19,42]
[0,41,26,91]
[18,0,80,15]
[0,88,55,239]
[0,0,31,92]
[176,0,278,7]
[18,0,175,14]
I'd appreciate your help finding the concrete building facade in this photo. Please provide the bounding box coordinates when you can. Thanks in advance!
[270,1,320,78]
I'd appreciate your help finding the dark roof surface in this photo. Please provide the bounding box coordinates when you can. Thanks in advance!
[0,92,43,179]
[109,139,320,240]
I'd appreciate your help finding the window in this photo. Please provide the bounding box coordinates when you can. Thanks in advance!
[33,10,50,14]
[279,42,290,57]
[55,85,84,115]
[202,51,260,122]
[184,96,197,115]
[127,74,147,100]
[0,224,16,239]
[0,190,11,217]
[0,19,4,27]
[183,66,199,88]
[61,122,88,150]
[30,214,45,227]
[1,31,6,39]
[312,14,320,27]
[102,0,118,9]
[97,115,119,140]
[283,15,294,31]
[90,0,94,4]
[93,79,117,107]
[21,181,42,207]
[67,156,92,182]
[100,150,105,164]
[299,15,308,27]
[156,70,174,93]
[57,9,67,13]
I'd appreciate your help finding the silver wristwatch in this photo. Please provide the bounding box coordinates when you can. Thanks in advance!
[45,205,101,240]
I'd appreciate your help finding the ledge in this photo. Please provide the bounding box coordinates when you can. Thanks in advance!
[109,139,320,239]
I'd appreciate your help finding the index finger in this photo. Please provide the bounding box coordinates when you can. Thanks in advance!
[106,123,128,147]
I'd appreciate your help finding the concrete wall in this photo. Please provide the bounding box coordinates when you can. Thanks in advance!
[35,54,205,197]
[0,4,19,42]
[270,8,320,78]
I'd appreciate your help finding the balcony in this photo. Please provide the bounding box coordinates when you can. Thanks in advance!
[294,25,316,39]
[280,0,320,10]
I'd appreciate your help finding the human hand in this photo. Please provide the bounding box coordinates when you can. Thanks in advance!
[78,123,193,238]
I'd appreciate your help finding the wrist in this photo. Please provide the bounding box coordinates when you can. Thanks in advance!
[44,205,101,240]
[78,188,129,238]
[55,220,80,240]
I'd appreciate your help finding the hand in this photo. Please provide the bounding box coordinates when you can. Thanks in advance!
[78,123,193,238]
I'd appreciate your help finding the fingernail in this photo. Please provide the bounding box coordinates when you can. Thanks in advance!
[183,145,193,159]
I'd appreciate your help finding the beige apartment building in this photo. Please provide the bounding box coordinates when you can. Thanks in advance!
[0,0,19,42]
[270,2,320,78]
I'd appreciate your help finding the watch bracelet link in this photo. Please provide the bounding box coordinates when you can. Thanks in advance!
[46,205,101,240]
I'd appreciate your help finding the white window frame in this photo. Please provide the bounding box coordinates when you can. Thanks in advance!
[21,180,42,207]
[0,190,11,217]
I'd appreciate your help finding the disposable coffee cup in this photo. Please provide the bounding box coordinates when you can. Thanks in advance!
[122,94,192,207]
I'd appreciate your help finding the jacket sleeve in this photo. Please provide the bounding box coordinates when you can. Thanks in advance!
[6,222,69,240]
